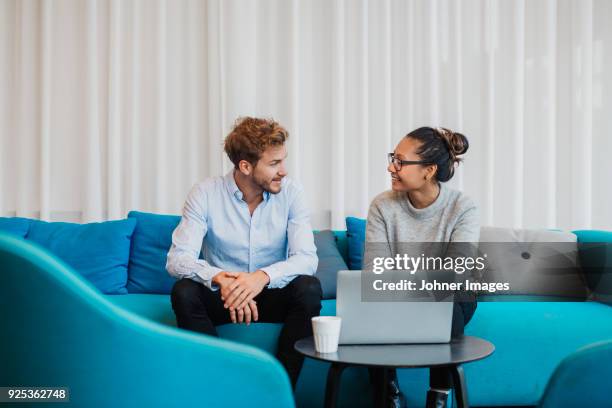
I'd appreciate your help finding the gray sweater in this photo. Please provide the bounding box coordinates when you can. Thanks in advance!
[364,182,480,269]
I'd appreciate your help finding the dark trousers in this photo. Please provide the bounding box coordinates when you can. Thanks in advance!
[170,275,323,388]
[430,301,477,389]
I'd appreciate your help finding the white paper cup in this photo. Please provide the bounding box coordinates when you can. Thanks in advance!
[311,316,342,353]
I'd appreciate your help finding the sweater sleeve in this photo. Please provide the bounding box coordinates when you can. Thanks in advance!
[363,199,393,271]
[450,205,480,243]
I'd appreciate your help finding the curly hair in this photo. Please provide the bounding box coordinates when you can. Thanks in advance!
[224,117,289,168]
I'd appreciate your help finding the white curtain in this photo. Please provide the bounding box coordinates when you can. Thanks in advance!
[1,0,611,231]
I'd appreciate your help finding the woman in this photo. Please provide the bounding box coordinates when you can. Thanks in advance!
[364,126,479,408]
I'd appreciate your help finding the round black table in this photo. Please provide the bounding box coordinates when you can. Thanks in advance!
[295,336,494,408]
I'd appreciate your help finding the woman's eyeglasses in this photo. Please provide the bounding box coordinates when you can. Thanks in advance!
[387,153,432,171]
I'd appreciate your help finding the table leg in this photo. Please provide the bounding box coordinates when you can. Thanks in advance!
[450,364,469,408]
[324,362,347,408]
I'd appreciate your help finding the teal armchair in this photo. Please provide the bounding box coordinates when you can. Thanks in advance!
[539,340,612,408]
[0,233,294,408]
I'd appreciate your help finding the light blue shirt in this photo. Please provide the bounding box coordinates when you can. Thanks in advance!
[166,170,318,290]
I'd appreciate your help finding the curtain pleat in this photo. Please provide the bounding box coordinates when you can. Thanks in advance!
[107,0,121,219]
[331,0,345,229]
[39,0,52,221]
[570,0,593,228]
[129,0,141,212]
[83,0,103,222]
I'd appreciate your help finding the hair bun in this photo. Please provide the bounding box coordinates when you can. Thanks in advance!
[436,127,469,160]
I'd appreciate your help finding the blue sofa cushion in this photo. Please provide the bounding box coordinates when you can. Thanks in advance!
[127,211,181,294]
[0,217,31,238]
[314,230,348,299]
[346,217,366,270]
[27,218,136,294]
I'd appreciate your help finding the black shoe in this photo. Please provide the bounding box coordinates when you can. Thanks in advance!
[425,389,449,408]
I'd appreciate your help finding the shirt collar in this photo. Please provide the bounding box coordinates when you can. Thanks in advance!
[224,170,271,202]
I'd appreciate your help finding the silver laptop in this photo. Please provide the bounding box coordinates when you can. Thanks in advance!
[336,270,454,344]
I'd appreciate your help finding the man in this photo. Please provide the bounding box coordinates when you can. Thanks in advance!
[167,116,321,388]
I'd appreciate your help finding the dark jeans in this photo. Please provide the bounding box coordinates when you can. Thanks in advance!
[170,275,322,388]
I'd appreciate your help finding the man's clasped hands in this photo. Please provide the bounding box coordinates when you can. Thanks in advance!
[211,270,271,325]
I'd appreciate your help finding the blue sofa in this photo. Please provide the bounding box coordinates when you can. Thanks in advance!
[2,214,612,407]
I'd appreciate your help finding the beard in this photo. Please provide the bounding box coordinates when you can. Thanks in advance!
[253,173,283,194]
